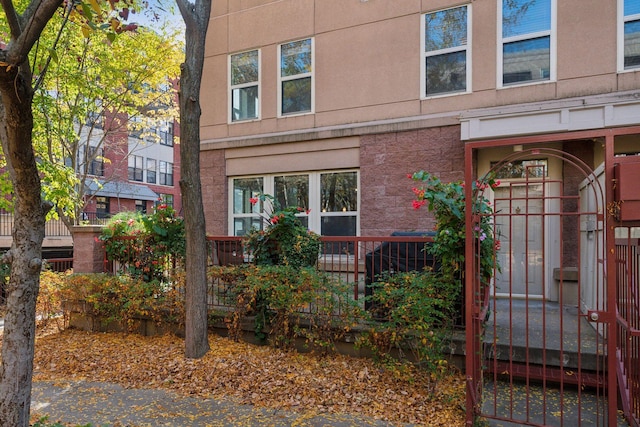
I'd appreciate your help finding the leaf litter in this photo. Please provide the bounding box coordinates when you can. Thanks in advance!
[30,329,465,426]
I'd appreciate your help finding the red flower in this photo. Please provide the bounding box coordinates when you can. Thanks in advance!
[305,209,311,215]
[271,215,279,224]
[412,200,426,210]
[406,173,413,179]
[495,240,501,251]
[249,197,259,205]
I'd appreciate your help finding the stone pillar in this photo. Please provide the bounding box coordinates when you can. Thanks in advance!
[71,226,107,273]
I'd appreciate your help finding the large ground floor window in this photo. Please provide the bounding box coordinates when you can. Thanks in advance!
[230,170,359,236]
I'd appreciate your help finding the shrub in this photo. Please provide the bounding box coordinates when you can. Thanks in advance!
[211,264,361,352]
[57,273,185,332]
[244,193,320,268]
[100,205,185,283]
[358,271,458,375]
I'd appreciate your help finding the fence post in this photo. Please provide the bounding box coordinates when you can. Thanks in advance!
[71,226,107,273]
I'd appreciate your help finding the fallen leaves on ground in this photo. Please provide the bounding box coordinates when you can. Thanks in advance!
[32,329,466,426]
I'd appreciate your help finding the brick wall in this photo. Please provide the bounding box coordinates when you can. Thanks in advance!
[359,125,464,236]
[201,149,227,235]
[72,226,106,273]
[562,140,595,267]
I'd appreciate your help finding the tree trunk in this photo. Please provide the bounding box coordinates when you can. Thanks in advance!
[178,0,212,359]
[0,57,48,427]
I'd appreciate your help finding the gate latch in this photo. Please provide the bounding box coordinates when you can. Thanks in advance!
[586,310,612,323]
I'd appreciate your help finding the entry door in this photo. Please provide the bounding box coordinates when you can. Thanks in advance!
[493,183,544,297]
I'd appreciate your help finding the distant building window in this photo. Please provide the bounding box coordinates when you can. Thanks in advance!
[159,194,174,208]
[147,158,156,184]
[278,38,313,116]
[499,0,555,87]
[128,155,143,182]
[155,122,174,146]
[87,146,104,177]
[230,50,260,122]
[159,161,174,186]
[135,200,147,214]
[96,196,110,219]
[422,5,470,97]
[620,0,640,70]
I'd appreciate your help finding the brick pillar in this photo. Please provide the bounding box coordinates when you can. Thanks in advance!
[72,226,107,273]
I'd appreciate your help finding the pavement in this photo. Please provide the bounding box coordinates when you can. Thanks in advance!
[31,380,405,427]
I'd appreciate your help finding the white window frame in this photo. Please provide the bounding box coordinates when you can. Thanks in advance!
[497,0,556,89]
[277,38,315,117]
[229,49,261,123]
[618,0,640,72]
[228,170,360,237]
[420,4,472,99]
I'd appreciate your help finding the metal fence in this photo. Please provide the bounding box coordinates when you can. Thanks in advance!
[205,234,436,311]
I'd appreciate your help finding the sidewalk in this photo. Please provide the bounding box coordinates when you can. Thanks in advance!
[31,380,406,427]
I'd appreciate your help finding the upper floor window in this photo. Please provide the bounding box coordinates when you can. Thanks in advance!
[422,5,471,97]
[498,0,555,87]
[87,146,104,177]
[155,122,174,146]
[147,158,157,184]
[128,155,144,182]
[159,161,174,186]
[619,0,640,70]
[278,38,313,116]
[230,50,260,122]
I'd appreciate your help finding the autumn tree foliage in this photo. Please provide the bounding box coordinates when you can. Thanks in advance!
[0,0,147,424]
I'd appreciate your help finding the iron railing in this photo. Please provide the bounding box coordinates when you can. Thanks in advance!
[104,234,437,312]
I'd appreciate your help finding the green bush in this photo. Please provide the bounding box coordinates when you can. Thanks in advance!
[210,264,361,352]
[358,271,459,375]
[100,205,185,283]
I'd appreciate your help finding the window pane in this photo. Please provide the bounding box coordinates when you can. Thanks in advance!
[231,50,258,85]
[231,86,259,121]
[503,36,550,85]
[426,51,466,95]
[274,175,309,210]
[280,39,311,77]
[321,216,357,236]
[234,217,263,236]
[492,159,548,179]
[503,0,551,38]
[321,172,358,212]
[281,77,311,115]
[425,6,467,52]
[625,0,640,16]
[233,178,263,214]
[625,20,640,68]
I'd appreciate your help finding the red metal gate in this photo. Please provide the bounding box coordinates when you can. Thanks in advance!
[464,144,623,426]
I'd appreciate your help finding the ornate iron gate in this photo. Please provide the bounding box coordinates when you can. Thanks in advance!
[464,146,620,426]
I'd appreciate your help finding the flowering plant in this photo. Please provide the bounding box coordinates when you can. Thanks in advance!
[409,171,500,293]
[100,204,185,282]
[245,193,320,268]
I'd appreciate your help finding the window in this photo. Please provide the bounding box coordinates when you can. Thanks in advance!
[278,38,313,116]
[96,196,110,219]
[128,155,144,182]
[230,171,359,237]
[498,0,555,87]
[147,158,157,184]
[491,159,548,179]
[154,122,174,146]
[135,200,147,214]
[422,5,470,97]
[159,161,174,186]
[620,0,640,70]
[230,50,260,122]
[87,147,104,177]
[158,194,174,208]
